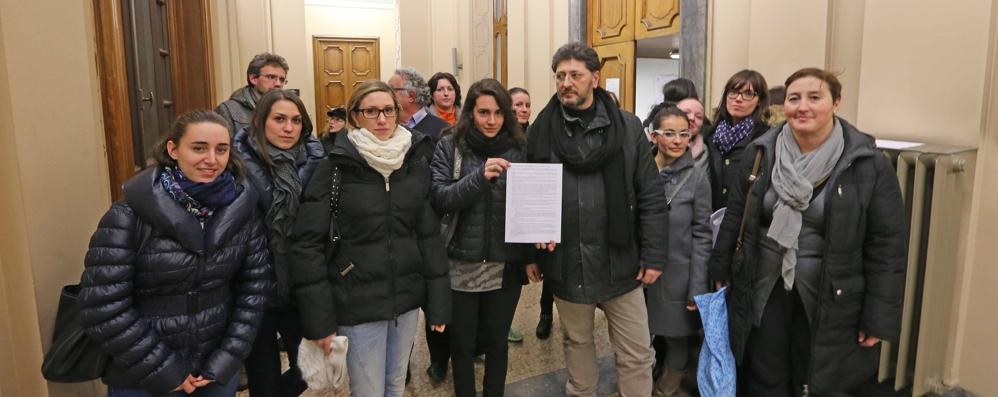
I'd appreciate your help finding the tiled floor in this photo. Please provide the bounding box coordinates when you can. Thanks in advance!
[239,282,624,396]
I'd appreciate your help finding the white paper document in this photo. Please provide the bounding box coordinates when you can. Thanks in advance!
[505,163,563,243]
[710,208,726,247]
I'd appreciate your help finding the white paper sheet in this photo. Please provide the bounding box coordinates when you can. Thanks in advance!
[710,207,726,247]
[605,78,621,99]
[875,139,922,150]
[505,163,563,243]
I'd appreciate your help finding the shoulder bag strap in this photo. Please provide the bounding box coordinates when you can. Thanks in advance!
[734,147,764,253]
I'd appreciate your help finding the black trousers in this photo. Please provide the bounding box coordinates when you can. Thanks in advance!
[245,305,304,397]
[539,281,553,316]
[451,286,522,397]
[740,283,811,397]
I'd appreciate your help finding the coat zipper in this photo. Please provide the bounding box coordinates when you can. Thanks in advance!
[385,176,398,325]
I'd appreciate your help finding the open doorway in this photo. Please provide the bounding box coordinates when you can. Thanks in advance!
[634,34,681,124]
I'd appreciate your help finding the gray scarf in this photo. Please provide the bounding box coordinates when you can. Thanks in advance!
[768,120,844,290]
[266,143,305,245]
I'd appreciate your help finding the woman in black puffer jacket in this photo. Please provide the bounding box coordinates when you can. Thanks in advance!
[233,90,324,397]
[79,111,272,396]
[290,80,449,397]
[431,79,535,397]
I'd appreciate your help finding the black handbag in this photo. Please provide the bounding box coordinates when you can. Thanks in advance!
[42,218,151,382]
[40,284,108,382]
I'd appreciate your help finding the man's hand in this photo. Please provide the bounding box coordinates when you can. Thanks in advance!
[525,263,543,283]
[431,324,447,332]
[858,330,881,347]
[312,333,337,356]
[534,241,557,252]
[636,267,662,284]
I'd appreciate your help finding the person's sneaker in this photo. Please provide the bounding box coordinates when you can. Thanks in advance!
[535,314,553,340]
[507,327,524,343]
[426,361,447,383]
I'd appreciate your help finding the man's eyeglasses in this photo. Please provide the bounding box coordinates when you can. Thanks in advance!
[554,71,589,83]
[726,90,757,101]
[354,107,399,119]
[652,130,691,139]
[259,73,288,84]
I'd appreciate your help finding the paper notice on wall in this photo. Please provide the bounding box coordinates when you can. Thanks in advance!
[605,78,621,98]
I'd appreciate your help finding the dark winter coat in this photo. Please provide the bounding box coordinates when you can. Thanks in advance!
[413,111,451,143]
[79,167,272,395]
[289,128,451,340]
[430,134,528,288]
[707,118,907,393]
[233,127,325,305]
[701,120,770,210]
[646,150,713,337]
[527,101,669,304]
[215,85,257,134]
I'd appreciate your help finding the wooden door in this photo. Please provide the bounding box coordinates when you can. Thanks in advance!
[313,37,380,129]
[122,0,175,168]
[635,0,680,39]
[595,41,635,112]
[589,0,634,46]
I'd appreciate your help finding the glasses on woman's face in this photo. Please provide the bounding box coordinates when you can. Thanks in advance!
[355,106,399,119]
[726,90,758,101]
[652,129,692,140]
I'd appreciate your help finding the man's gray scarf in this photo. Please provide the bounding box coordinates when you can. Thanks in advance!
[768,120,844,290]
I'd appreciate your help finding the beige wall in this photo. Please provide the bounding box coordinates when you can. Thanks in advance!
[401,0,569,123]
[303,1,400,109]
[0,0,112,396]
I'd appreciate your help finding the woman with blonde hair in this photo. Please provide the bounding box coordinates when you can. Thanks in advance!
[290,80,450,397]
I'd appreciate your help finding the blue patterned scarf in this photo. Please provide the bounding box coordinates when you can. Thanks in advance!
[159,166,239,225]
[712,117,755,155]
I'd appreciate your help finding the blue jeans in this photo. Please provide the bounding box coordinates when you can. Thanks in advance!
[337,308,419,397]
[107,374,238,397]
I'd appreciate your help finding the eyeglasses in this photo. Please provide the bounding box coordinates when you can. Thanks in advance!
[554,71,589,83]
[652,130,691,139]
[259,73,288,84]
[726,90,757,101]
[354,106,399,119]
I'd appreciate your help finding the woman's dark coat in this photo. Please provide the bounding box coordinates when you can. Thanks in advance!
[233,127,325,304]
[430,134,528,287]
[289,128,451,340]
[79,167,272,395]
[701,120,770,210]
[707,118,908,393]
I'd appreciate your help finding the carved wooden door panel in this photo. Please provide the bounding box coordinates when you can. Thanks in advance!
[312,36,380,129]
[589,0,634,46]
[635,0,680,39]
[595,41,635,112]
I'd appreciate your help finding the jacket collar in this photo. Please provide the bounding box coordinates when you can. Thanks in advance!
[230,85,259,108]
[123,167,258,253]
[750,117,876,174]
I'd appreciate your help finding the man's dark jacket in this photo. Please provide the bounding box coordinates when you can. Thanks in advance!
[215,86,257,134]
[708,118,907,393]
[527,99,668,304]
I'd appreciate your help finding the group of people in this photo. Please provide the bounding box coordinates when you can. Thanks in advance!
[75,41,906,397]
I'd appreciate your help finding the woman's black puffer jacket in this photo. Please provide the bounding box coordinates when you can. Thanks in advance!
[233,127,325,304]
[430,134,528,264]
[78,167,272,395]
[289,128,451,340]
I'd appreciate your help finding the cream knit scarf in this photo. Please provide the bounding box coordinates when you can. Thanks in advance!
[346,125,413,189]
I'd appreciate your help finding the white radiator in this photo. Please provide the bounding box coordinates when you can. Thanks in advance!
[875,141,977,397]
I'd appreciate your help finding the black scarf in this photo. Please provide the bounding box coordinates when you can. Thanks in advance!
[465,127,517,157]
[526,87,630,246]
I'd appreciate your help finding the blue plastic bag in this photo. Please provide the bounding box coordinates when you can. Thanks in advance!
[694,287,736,397]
